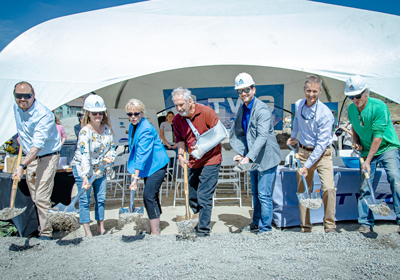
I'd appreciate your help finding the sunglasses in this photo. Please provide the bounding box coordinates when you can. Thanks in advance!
[90,111,104,116]
[348,90,365,100]
[237,86,253,95]
[358,114,364,127]
[127,112,141,117]
[14,93,33,100]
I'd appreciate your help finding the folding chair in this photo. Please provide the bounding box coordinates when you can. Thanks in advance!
[106,156,126,206]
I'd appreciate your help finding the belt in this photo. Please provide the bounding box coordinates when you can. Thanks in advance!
[37,150,60,159]
[299,143,315,152]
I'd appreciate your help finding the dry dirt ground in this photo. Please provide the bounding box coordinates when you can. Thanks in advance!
[1,188,400,280]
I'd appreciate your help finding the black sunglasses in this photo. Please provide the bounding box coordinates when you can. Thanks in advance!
[127,112,141,117]
[237,86,254,95]
[90,111,104,116]
[14,93,33,100]
[348,90,365,100]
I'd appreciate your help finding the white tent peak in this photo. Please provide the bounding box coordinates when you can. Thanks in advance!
[1,0,399,145]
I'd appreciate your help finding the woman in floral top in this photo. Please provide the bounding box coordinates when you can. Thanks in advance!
[71,95,116,236]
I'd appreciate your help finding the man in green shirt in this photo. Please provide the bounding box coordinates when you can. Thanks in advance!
[345,75,400,234]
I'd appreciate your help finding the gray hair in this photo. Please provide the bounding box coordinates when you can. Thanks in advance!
[171,87,193,103]
[125,99,146,113]
[304,75,322,90]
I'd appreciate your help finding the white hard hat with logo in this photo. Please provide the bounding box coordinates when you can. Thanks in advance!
[344,75,367,96]
[83,94,107,112]
[234,73,255,90]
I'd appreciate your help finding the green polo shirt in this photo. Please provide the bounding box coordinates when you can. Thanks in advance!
[348,97,400,157]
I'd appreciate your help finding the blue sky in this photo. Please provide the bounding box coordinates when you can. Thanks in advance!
[0,0,399,52]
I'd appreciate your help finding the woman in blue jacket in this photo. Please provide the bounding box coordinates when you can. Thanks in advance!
[125,99,169,235]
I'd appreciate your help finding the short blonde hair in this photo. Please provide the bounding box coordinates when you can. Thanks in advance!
[125,99,145,113]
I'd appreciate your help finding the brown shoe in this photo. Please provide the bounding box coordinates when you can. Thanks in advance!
[325,228,337,233]
[300,228,312,233]
[356,226,372,233]
[397,226,400,233]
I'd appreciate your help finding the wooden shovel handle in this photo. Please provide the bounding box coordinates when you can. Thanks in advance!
[10,147,24,208]
[183,151,191,219]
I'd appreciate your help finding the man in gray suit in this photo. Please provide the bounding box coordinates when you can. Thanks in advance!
[230,73,281,233]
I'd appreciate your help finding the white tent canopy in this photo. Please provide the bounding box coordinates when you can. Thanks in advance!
[1,0,399,145]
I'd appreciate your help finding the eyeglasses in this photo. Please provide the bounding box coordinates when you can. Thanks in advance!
[348,90,365,100]
[14,93,33,100]
[237,86,254,95]
[90,111,104,116]
[358,114,364,127]
[127,112,141,117]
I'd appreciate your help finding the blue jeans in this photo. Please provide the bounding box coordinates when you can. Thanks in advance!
[358,148,400,227]
[73,166,107,224]
[250,166,277,233]
[188,164,221,235]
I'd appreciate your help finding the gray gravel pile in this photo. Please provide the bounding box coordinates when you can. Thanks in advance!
[1,231,399,279]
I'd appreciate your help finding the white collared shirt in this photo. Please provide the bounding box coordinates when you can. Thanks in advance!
[13,100,61,156]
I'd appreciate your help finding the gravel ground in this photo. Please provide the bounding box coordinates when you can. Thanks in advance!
[1,231,399,279]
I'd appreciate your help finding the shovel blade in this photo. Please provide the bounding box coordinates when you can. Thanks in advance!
[119,206,145,215]
[296,192,310,202]
[363,197,391,217]
[0,206,27,220]
[297,192,323,210]
[233,163,259,172]
[48,202,78,214]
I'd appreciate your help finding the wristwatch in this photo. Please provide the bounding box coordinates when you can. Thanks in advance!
[19,164,27,170]
[178,153,184,157]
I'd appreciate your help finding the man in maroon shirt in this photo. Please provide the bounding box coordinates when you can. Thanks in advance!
[172,87,222,237]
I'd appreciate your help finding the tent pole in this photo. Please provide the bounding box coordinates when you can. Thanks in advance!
[114,80,129,109]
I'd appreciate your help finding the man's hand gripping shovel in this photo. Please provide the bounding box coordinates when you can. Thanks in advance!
[0,147,27,220]
[352,147,391,216]
[288,144,322,210]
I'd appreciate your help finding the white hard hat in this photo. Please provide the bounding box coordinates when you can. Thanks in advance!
[83,95,107,112]
[344,75,367,96]
[234,73,255,90]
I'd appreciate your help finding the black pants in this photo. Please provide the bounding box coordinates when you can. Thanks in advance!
[143,164,167,219]
[188,163,221,235]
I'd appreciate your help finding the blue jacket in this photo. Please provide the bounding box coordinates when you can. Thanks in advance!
[127,118,169,177]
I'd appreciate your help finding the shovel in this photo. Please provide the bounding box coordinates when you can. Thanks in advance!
[47,161,114,231]
[118,189,144,228]
[176,151,199,234]
[233,162,259,173]
[0,147,27,220]
[352,148,391,216]
[288,144,322,210]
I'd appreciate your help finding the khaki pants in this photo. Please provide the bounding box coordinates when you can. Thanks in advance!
[26,154,59,237]
[297,147,336,230]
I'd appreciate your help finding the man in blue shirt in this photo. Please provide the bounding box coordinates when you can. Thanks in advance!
[12,81,61,240]
[230,73,281,233]
[287,75,336,233]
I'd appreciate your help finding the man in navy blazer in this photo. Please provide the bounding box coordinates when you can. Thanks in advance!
[230,73,281,234]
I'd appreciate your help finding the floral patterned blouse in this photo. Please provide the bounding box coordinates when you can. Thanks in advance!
[71,125,116,178]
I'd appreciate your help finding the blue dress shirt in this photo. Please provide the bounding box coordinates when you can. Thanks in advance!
[291,99,334,169]
[13,100,61,156]
[241,97,255,138]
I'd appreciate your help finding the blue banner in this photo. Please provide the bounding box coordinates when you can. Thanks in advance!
[163,85,284,130]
